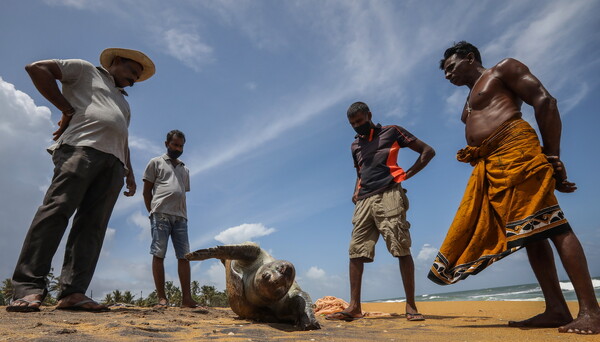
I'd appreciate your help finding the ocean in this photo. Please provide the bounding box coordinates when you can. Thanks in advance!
[371,277,600,302]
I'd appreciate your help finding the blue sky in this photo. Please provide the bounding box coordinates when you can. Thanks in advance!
[1,0,599,302]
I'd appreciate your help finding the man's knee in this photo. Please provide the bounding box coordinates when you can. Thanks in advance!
[350,257,371,263]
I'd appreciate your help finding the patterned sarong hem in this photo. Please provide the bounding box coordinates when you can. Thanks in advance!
[428,119,571,286]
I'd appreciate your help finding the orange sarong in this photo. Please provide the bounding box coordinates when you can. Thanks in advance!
[428,119,571,285]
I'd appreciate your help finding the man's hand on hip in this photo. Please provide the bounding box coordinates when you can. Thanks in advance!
[52,113,72,141]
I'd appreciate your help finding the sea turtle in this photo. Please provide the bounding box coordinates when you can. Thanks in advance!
[185,242,321,330]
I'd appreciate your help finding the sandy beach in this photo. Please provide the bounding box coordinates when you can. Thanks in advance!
[1,301,596,341]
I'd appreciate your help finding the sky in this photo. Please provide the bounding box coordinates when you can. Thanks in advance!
[1,0,599,303]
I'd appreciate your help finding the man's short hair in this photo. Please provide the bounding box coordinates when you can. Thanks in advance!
[166,130,186,143]
[347,102,370,118]
[439,41,482,70]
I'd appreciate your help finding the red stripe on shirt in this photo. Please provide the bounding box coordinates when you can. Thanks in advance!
[386,141,407,183]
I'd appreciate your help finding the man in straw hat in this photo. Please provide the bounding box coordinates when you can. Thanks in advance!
[7,48,155,312]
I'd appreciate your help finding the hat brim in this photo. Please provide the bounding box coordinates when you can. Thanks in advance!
[100,48,155,82]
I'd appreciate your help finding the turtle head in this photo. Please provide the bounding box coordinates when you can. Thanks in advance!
[254,260,295,302]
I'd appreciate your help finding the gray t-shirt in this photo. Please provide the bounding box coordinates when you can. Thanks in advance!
[143,154,190,219]
[48,59,131,166]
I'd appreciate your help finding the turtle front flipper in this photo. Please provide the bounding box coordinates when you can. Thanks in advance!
[185,243,262,261]
[273,284,321,330]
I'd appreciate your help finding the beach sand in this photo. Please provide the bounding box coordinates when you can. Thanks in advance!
[0,301,596,341]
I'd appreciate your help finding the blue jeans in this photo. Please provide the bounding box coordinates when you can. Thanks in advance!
[150,213,190,259]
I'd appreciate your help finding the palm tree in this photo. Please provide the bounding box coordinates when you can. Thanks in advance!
[102,293,114,305]
[200,285,217,306]
[111,289,123,303]
[1,278,14,305]
[146,290,158,306]
[134,296,147,307]
[122,291,135,304]
[191,280,202,303]
[165,281,182,306]
[44,269,60,305]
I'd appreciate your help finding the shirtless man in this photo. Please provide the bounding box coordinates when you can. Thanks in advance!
[433,41,599,334]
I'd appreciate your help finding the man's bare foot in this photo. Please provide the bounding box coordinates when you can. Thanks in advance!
[181,300,203,309]
[6,294,43,312]
[153,298,168,308]
[558,312,600,334]
[325,311,364,321]
[405,303,419,316]
[56,293,109,312]
[508,311,572,328]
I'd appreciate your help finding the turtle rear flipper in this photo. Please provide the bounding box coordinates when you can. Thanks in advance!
[186,244,261,261]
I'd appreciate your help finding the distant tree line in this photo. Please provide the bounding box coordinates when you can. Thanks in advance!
[1,270,60,306]
[0,270,228,308]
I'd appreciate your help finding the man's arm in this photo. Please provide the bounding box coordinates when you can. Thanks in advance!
[142,180,154,213]
[25,60,76,140]
[497,58,576,193]
[403,139,435,180]
[352,174,360,204]
[351,149,361,204]
[124,147,136,196]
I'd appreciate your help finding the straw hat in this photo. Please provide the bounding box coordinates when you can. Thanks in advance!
[100,48,155,82]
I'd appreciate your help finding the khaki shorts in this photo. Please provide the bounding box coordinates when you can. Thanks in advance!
[349,183,411,261]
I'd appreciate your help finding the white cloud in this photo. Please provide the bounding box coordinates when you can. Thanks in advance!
[99,227,117,258]
[0,77,53,134]
[416,244,438,263]
[297,266,346,300]
[203,260,226,291]
[128,210,151,241]
[129,135,163,156]
[162,28,214,72]
[510,1,589,66]
[44,0,215,73]
[305,266,326,280]
[199,0,287,51]
[188,90,346,175]
[43,0,98,10]
[90,258,155,300]
[481,1,595,114]
[105,227,116,242]
[560,83,590,114]
[444,88,468,116]
[214,223,276,244]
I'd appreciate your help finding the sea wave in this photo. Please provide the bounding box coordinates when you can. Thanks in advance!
[367,277,600,302]
[505,297,544,302]
[559,278,600,292]
[467,287,540,300]
[382,299,406,303]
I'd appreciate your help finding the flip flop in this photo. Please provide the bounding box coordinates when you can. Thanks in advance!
[325,311,363,322]
[56,299,110,312]
[406,312,425,321]
[6,299,42,312]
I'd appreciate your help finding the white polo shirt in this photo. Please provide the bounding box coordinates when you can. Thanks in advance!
[48,59,131,166]
[143,154,190,219]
